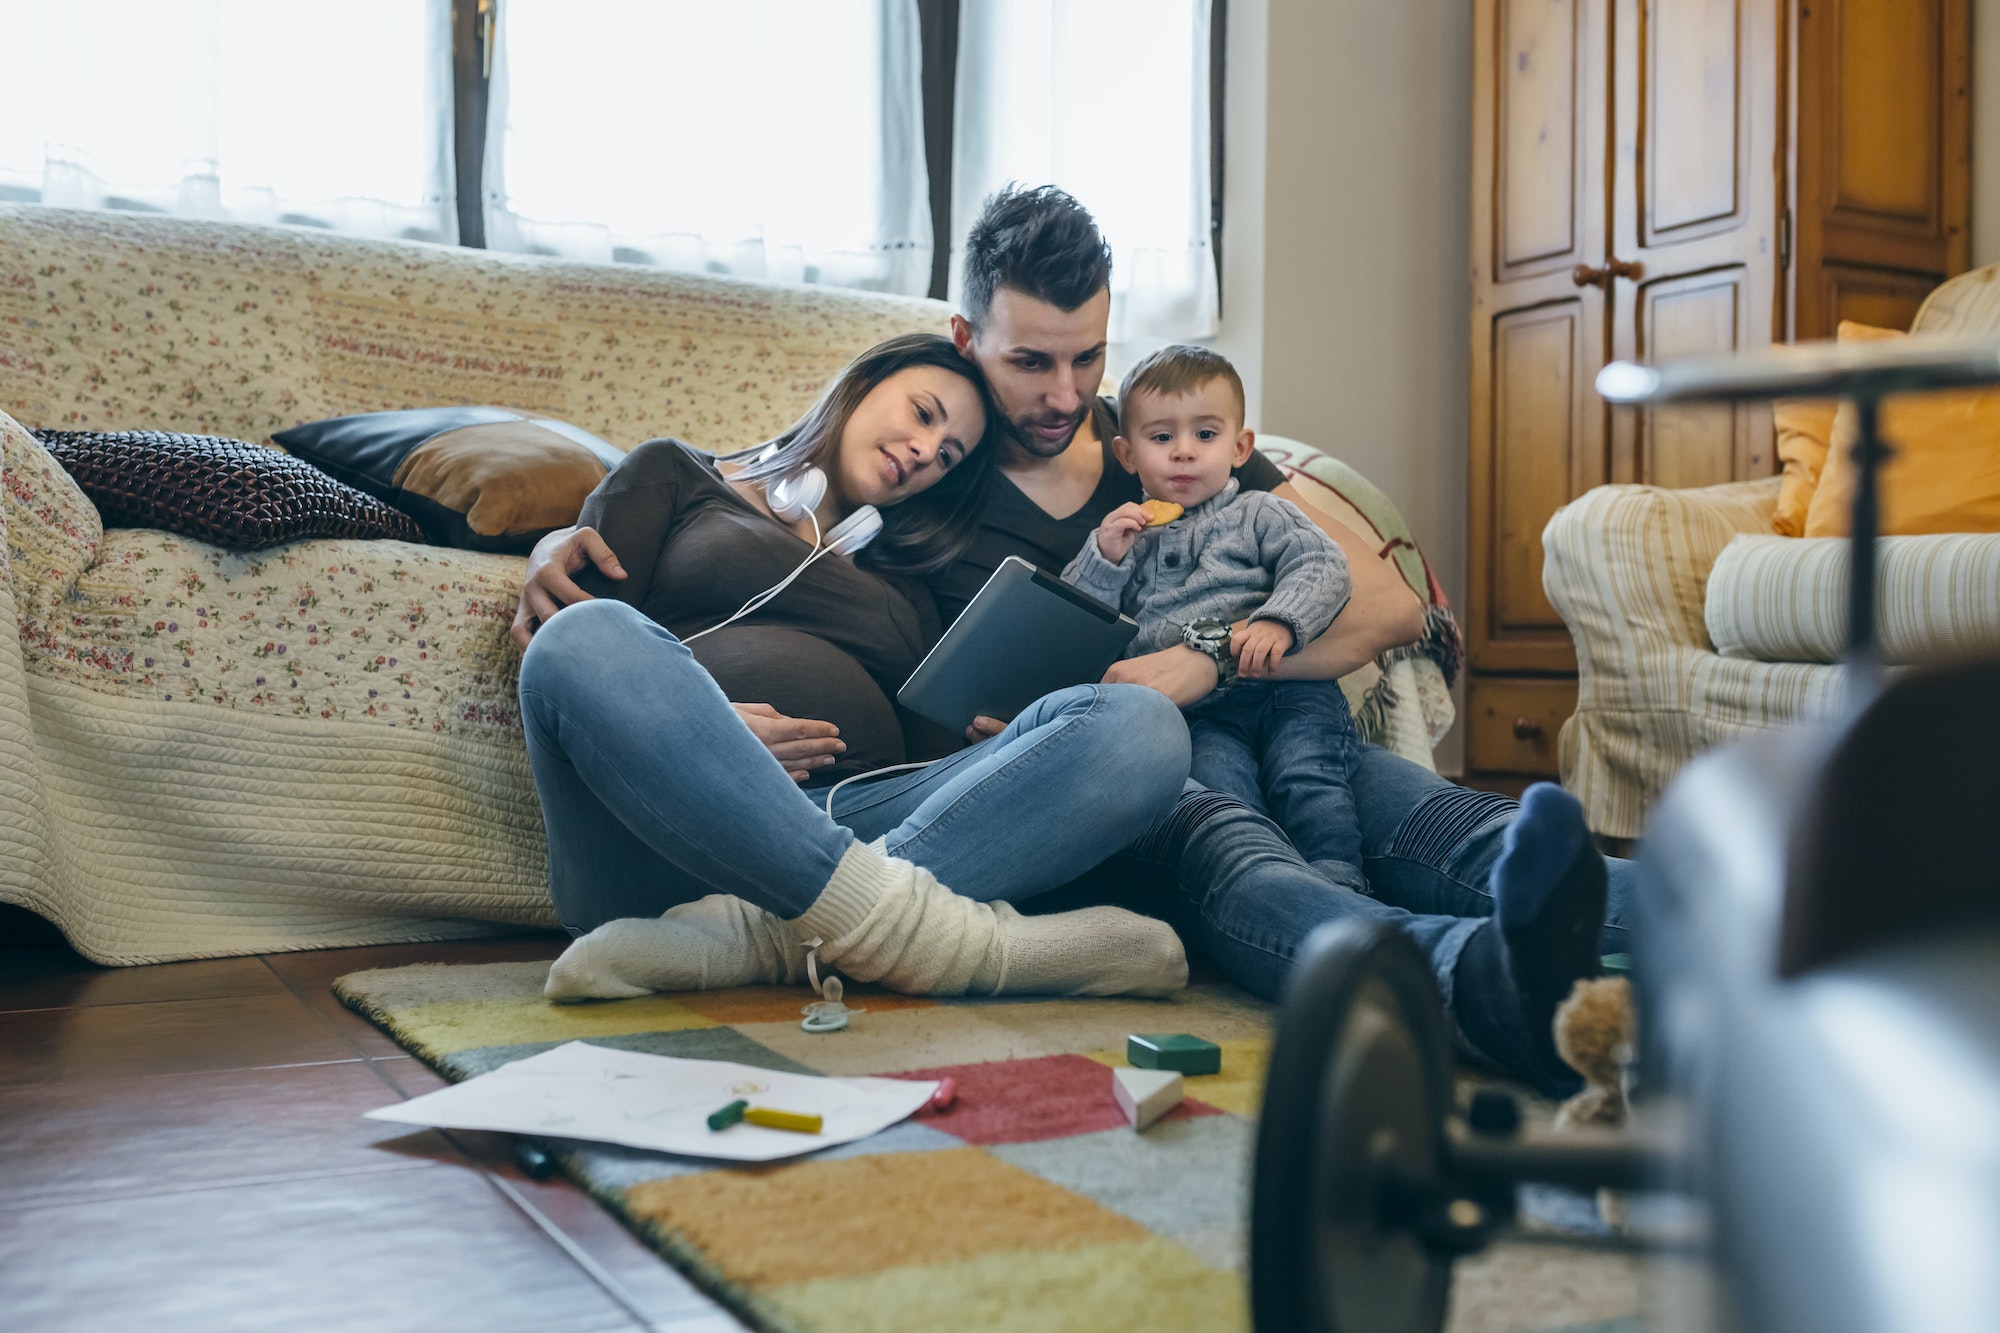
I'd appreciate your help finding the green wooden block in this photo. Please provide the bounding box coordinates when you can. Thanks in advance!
[1127,1033,1221,1075]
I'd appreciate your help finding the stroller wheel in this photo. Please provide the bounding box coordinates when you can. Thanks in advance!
[1251,919,1457,1333]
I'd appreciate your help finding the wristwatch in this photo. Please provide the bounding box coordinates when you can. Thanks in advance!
[1181,618,1236,685]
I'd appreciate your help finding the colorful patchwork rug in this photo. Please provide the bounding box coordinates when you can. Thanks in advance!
[335,964,1654,1333]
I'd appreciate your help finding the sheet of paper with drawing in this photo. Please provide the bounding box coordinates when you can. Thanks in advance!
[365,1041,937,1162]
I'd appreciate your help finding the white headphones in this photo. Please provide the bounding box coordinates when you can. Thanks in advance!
[764,466,825,521]
[765,464,882,555]
[681,466,882,643]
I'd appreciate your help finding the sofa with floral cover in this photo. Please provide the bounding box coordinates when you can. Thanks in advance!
[0,205,1457,964]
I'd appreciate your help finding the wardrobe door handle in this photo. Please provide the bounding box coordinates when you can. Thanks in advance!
[1571,258,1643,288]
[1512,717,1544,741]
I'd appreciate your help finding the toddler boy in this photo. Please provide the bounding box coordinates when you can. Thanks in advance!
[1062,345,1366,892]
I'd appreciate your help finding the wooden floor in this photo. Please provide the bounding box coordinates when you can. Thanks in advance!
[0,907,749,1333]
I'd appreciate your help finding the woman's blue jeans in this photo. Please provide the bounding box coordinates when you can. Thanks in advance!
[517,599,1192,933]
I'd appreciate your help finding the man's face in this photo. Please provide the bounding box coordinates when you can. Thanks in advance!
[952,285,1111,458]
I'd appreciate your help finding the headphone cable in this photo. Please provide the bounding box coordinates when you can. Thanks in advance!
[682,510,829,646]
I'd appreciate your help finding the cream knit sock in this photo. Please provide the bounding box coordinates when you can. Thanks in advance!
[544,895,808,1001]
[797,839,1188,998]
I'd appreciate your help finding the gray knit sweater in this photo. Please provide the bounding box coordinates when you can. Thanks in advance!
[1061,479,1351,658]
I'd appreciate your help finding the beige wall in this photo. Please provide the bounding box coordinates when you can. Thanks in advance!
[1209,0,1473,768]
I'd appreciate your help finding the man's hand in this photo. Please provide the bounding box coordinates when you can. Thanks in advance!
[1093,502,1150,564]
[733,703,845,783]
[511,525,627,650]
[1102,644,1219,707]
[1232,619,1294,679]
[965,715,1006,744]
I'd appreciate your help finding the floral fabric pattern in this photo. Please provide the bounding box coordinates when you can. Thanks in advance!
[0,205,945,454]
[59,529,525,736]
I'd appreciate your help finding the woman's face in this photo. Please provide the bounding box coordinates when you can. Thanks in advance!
[831,364,986,509]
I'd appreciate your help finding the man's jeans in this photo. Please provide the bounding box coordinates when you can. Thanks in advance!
[518,599,1191,933]
[1154,749,1632,1001]
[1185,679,1364,892]
[1152,748,1632,1072]
[1090,748,1635,1083]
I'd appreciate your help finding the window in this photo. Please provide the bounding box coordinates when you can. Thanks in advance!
[0,0,452,241]
[950,0,1219,340]
[482,1,931,293]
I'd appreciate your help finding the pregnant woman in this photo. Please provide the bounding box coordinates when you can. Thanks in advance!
[518,334,1192,1001]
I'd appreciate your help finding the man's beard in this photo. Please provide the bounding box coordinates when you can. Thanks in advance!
[1008,405,1090,458]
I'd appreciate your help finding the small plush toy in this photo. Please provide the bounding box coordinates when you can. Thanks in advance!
[1553,975,1636,1129]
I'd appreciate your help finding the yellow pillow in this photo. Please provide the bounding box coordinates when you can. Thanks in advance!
[1772,396,1837,536]
[1771,322,1905,537]
[1806,323,2000,537]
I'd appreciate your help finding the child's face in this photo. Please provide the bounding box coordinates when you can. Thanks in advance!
[1112,379,1254,508]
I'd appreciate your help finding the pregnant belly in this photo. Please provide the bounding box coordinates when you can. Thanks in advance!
[688,626,907,785]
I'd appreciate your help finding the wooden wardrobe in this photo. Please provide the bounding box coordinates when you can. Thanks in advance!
[1464,0,1970,793]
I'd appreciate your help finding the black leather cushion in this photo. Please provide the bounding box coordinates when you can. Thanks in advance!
[273,407,625,554]
[32,429,426,550]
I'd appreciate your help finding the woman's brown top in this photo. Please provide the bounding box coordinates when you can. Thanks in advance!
[572,438,939,784]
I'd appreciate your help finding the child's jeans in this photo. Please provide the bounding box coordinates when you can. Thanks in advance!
[1183,679,1364,893]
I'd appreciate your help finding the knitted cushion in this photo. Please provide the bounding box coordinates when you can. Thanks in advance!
[30,429,426,550]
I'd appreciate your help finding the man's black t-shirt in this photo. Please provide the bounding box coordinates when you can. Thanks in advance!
[925,397,1288,624]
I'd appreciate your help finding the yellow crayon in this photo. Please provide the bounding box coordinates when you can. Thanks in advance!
[743,1106,823,1134]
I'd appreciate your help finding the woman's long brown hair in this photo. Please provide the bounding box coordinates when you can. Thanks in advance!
[714,333,999,576]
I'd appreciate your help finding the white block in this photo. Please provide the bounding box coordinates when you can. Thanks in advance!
[1113,1066,1184,1132]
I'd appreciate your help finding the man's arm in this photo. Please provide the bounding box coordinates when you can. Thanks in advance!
[1238,493,1351,650]
[1258,480,1424,678]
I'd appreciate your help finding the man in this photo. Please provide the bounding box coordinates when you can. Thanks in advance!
[514,186,1625,1096]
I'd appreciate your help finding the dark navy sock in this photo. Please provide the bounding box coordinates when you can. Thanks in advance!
[1455,784,1606,1095]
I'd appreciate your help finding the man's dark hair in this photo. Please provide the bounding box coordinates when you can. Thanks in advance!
[960,184,1113,325]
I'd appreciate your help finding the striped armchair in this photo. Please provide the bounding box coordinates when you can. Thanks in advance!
[1543,264,2000,839]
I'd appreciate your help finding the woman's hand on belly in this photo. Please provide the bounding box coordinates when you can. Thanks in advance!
[732,703,846,782]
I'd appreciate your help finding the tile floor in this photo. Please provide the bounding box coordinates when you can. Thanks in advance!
[0,906,750,1333]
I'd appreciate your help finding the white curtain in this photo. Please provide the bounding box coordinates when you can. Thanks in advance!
[483,0,932,295]
[950,0,1216,340]
[0,0,455,242]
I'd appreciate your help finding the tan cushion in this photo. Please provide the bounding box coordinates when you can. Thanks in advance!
[1771,322,1904,537]
[1772,396,1838,537]
[1806,322,2000,538]
[392,420,609,540]
[1706,531,2000,664]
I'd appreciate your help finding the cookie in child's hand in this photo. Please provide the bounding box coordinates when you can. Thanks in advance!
[1138,499,1184,527]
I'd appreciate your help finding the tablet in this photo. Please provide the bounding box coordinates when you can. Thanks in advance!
[897,557,1139,732]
